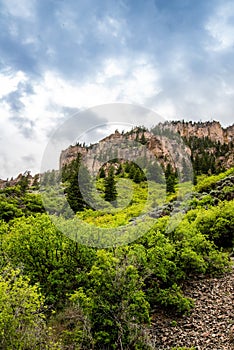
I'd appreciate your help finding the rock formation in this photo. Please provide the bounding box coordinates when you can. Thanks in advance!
[159,120,234,143]
[59,121,234,174]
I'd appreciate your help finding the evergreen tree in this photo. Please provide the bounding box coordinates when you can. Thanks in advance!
[99,167,106,178]
[147,162,164,183]
[166,175,175,193]
[165,163,173,179]
[19,171,30,193]
[32,174,40,189]
[129,163,136,179]
[164,163,176,193]
[62,154,91,212]
[78,164,93,206]
[133,168,142,183]
[135,130,139,142]
[104,166,117,203]
[124,162,131,173]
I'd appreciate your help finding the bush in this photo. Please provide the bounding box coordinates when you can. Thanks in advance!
[155,284,194,314]
[0,266,59,349]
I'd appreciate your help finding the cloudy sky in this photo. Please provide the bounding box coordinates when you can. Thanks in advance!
[1,0,234,178]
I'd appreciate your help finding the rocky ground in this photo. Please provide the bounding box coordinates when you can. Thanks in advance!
[150,262,234,349]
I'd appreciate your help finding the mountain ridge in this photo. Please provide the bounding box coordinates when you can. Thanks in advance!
[1,120,233,188]
[60,120,234,175]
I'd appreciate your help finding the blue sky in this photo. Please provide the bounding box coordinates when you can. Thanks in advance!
[0,0,234,177]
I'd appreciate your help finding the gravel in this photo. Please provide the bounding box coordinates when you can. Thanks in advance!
[150,265,234,349]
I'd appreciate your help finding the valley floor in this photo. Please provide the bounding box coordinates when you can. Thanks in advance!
[150,262,234,350]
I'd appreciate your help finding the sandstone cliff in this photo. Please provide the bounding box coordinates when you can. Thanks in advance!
[157,120,234,143]
[59,121,234,175]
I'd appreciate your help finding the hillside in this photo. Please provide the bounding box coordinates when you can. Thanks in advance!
[0,122,233,349]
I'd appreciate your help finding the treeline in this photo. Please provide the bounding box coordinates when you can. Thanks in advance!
[151,124,233,178]
[185,136,233,176]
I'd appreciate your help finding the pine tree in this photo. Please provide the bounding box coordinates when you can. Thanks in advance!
[19,171,30,193]
[147,162,164,183]
[104,166,117,203]
[32,174,40,189]
[165,163,176,193]
[133,168,142,183]
[135,130,139,142]
[62,154,92,212]
[166,175,175,193]
[99,167,106,178]
[78,164,93,205]
[124,162,131,173]
[129,164,136,179]
[165,163,173,179]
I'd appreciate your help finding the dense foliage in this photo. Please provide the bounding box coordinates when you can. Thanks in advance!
[0,163,233,349]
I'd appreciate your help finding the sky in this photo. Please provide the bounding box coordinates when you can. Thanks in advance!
[1,0,234,178]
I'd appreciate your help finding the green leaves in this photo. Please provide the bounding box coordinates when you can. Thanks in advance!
[0,185,45,222]
[0,266,59,349]
[195,167,234,193]
[0,167,233,348]
[2,214,95,307]
[155,284,194,314]
[191,200,234,248]
[70,249,150,348]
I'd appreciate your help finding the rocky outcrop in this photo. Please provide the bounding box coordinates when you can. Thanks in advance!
[59,121,234,174]
[159,120,234,143]
[60,130,159,175]
[60,145,88,168]
[60,128,192,174]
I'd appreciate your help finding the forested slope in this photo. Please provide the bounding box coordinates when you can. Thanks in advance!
[0,163,233,349]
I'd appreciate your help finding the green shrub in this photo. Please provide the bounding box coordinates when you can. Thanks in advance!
[195,168,234,193]
[155,284,194,313]
[0,266,59,349]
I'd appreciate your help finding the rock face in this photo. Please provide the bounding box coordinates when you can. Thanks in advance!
[161,120,234,143]
[59,121,234,174]
[60,130,161,174]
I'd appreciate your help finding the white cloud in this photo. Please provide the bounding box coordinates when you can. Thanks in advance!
[23,56,160,114]
[0,56,162,177]
[8,21,19,37]
[3,0,35,19]
[0,70,27,98]
[0,102,40,178]
[101,59,125,79]
[97,16,123,38]
[205,1,234,51]
[154,98,177,121]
